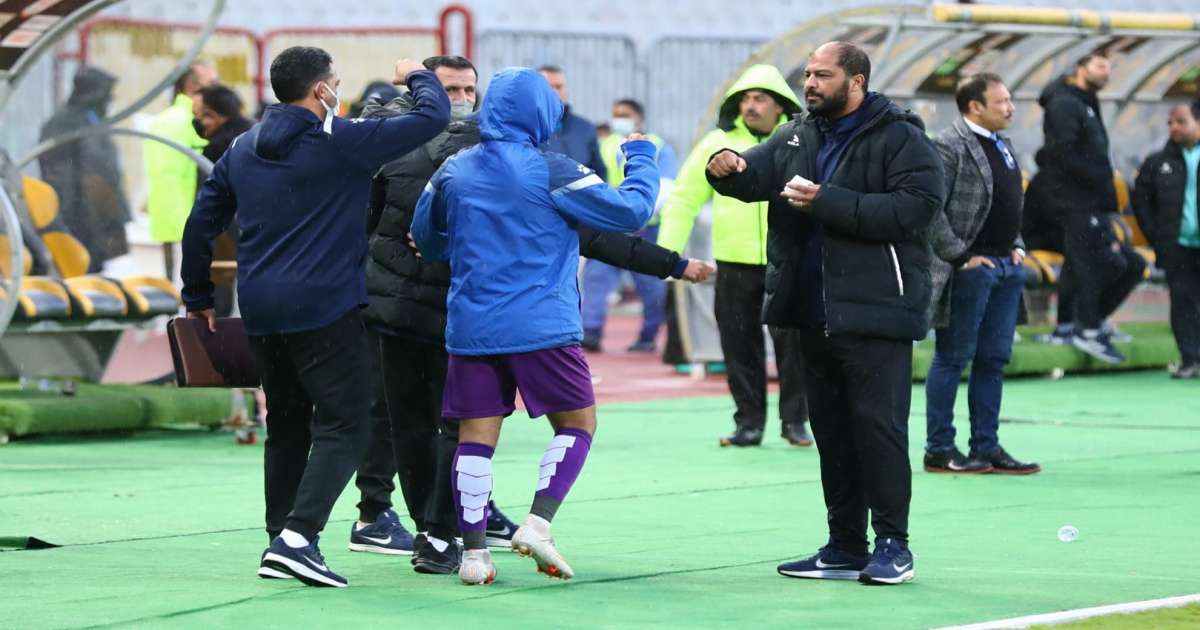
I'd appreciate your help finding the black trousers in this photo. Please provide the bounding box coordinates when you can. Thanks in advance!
[1062,213,1146,330]
[1165,248,1200,366]
[796,328,913,554]
[250,309,372,541]
[354,331,459,540]
[353,326,397,523]
[714,261,807,433]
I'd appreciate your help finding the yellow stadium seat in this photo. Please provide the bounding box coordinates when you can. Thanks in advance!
[62,276,128,318]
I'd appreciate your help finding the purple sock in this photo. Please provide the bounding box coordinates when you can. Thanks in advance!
[531,428,593,522]
[452,442,494,550]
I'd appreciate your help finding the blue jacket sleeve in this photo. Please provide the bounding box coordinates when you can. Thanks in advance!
[181,157,237,312]
[411,162,452,262]
[548,139,659,232]
[332,69,450,173]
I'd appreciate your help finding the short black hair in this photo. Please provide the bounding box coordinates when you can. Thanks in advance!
[270,46,334,104]
[424,55,477,77]
[955,73,1004,114]
[1076,53,1108,68]
[613,98,644,118]
[831,42,871,91]
[198,84,243,119]
[173,61,210,97]
[537,64,564,75]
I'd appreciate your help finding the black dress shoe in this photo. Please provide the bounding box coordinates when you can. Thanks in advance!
[923,448,993,474]
[972,446,1040,475]
[782,422,813,447]
[719,427,763,447]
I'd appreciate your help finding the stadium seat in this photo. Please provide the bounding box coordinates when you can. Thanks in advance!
[18,176,181,320]
[15,277,71,320]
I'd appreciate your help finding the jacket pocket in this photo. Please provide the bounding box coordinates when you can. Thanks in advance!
[885,244,905,297]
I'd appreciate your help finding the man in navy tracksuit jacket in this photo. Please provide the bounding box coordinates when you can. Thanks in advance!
[180,47,449,587]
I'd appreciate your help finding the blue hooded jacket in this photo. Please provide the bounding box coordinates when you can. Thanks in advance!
[412,68,659,356]
[181,70,450,336]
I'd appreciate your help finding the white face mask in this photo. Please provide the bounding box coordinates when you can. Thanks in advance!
[449,99,473,121]
[318,81,339,134]
[609,116,637,137]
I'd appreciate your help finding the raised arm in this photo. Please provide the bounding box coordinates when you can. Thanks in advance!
[549,138,659,232]
[334,63,450,173]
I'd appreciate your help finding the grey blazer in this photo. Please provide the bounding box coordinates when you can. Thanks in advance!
[926,117,1025,328]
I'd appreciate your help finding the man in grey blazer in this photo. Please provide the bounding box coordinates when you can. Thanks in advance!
[923,73,1040,475]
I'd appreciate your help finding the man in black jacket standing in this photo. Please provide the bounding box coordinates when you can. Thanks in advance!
[1133,101,1200,378]
[353,56,714,574]
[706,41,943,585]
[1030,54,1144,363]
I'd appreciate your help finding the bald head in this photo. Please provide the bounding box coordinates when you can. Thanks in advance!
[804,41,871,119]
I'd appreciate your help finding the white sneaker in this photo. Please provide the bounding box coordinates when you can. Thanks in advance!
[511,515,574,580]
[459,548,496,585]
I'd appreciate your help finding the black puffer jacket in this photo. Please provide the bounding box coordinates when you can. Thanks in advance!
[1133,140,1198,271]
[1028,77,1117,219]
[362,95,687,344]
[709,94,944,340]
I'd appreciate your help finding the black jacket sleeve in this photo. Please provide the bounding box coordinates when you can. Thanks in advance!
[1043,97,1110,192]
[366,171,387,235]
[1132,154,1160,250]
[811,124,945,242]
[577,225,683,279]
[706,127,787,203]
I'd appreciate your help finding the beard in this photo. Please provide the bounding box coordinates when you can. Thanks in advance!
[1084,74,1108,92]
[806,80,850,118]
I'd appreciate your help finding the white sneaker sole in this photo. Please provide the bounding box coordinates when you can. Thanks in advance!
[257,565,292,579]
[459,556,496,585]
[485,535,513,548]
[262,552,347,588]
[347,542,414,556]
[511,528,574,580]
[778,568,861,580]
[859,569,915,585]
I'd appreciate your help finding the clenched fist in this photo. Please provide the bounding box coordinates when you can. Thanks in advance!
[706,150,746,178]
[393,59,425,85]
[681,260,716,283]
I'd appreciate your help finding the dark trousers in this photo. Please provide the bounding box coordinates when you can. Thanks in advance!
[796,328,913,554]
[1062,213,1146,329]
[1165,247,1200,366]
[926,257,1024,455]
[714,261,807,432]
[250,309,372,541]
[355,331,459,540]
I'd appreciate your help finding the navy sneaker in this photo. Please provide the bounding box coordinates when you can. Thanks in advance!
[858,538,914,585]
[413,535,463,575]
[1071,330,1126,364]
[777,545,869,580]
[261,536,347,588]
[485,501,518,547]
[348,509,415,555]
[257,550,292,580]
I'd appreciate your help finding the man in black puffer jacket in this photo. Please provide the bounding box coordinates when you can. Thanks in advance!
[708,42,944,586]
[351,56,713,574]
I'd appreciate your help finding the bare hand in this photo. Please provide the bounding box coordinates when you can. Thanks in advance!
[706,150,746,178]
[624,132,647,142]
[781,180,820,209]
[188,308,217,333]
[960,255,996,270]
[393,59,424,85]
[681,260,715,283]
[1011,248,1026,265]
[407,231,422,258]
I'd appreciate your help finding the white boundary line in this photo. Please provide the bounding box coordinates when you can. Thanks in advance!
[932,593,1200,630]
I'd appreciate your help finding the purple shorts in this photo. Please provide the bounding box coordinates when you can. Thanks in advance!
[443,345,596,419]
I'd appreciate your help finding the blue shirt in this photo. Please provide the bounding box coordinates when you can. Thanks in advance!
[181,71,450,335]
[1180,144,1200,248]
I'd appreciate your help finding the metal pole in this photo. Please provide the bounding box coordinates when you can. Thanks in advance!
[0,0,123,115]
[17,127,214,176]
[0,154,26,339]
[99,0,228,128]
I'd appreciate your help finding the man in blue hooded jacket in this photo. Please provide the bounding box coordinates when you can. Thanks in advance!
[181,46,449,588]
[412,67,658,586]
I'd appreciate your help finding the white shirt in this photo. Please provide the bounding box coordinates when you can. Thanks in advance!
[963,117,994,139]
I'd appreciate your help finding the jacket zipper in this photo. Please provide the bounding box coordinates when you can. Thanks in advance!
[887,244,905,296]
[756,134,767,265]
